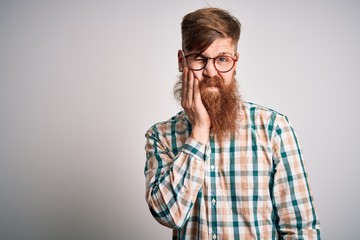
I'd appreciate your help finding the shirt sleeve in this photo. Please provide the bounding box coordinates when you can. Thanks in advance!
[271,115,321,239]
[144,126,207,230]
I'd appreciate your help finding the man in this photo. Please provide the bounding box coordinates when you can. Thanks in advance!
[144,8,320,239]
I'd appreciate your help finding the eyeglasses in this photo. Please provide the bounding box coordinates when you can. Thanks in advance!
[183,52,238,73]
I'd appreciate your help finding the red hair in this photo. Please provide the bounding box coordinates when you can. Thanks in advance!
[181,8,241,53]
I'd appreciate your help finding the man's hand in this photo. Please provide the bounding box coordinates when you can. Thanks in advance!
[181,67,211,144]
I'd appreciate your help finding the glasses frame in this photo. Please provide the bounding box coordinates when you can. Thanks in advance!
[183,51,238,73]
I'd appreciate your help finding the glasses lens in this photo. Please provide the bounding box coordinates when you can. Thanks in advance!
[187,55,206,71]
[215,56,234,72]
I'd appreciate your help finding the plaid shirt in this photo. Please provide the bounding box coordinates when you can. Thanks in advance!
[144,102,320,239]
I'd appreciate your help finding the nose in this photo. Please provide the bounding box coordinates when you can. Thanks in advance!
[202,59,217,78]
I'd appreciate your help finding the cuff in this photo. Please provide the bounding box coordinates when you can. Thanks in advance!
[182,137,208,161]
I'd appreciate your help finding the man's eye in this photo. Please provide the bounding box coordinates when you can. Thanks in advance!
[193,58,206,62]
[217,56,229,62]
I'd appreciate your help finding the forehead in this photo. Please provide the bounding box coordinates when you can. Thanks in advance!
[201,37,236,56]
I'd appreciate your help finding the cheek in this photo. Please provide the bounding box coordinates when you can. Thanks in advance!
[192,71,203,81]
[220,72,234,85]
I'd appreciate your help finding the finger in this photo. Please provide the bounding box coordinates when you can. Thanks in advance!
[186,70,194,106]
[193,78,202,105]
[181,67,188,106]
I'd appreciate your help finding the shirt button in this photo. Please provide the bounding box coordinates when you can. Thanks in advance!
[212,233,217,239]
[211,198,216,205]
[210,165,215,170]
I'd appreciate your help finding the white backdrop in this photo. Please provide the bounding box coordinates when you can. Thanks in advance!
[0,0,359,239]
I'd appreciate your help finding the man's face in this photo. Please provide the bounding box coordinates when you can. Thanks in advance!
[176,37,241,140]
[178,37,238,92]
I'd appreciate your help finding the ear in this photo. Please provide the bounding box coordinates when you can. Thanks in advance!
[234,52,240,69]
[178,50,184,72]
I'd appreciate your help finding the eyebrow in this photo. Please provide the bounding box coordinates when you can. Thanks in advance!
[200,52,234,58]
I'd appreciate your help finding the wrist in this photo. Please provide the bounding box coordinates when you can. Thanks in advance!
[191,126,210,144]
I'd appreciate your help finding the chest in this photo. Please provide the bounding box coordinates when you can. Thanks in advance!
[201,134,275,205]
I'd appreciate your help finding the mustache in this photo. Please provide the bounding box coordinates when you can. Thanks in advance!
[199,76,223,89]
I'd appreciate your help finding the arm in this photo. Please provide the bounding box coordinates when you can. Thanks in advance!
[272,115,321,239]
[144,67,211,229]
[144,130,206,229]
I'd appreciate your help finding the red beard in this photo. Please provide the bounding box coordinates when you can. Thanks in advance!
[174,74,241,142]
[199,75,240,141]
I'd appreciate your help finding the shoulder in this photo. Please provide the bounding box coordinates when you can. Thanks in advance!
[145,111,189,137]
[241,101,286,123]
[241,101,293,136]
